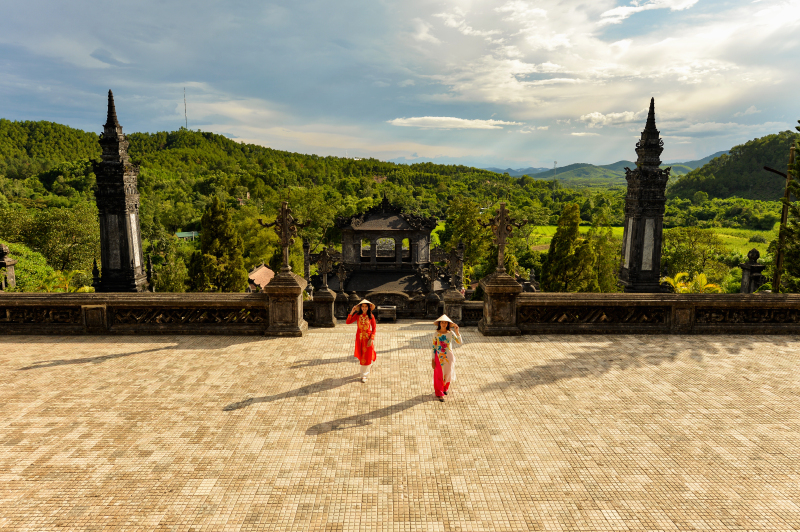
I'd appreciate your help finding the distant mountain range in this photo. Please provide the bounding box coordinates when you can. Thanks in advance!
[482,151,729,188]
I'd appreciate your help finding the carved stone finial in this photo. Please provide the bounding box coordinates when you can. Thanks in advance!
[478,202,527,274]
[747,248,760,264]
[258,201,309,272]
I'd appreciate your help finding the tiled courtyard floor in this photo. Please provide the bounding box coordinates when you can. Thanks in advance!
[1,323,800,531]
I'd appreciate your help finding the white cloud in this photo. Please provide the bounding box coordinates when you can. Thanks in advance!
[387,116,523,129]
[571,132,600,136]
[519,125,548,133]
[580,109,648,128]
[398,79,416,87]
[412,18,441,44]
[434,10,501,38]
[599,0,700,26]
[734,105,761,117]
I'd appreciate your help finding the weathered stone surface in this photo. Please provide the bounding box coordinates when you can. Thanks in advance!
[312,287,336,328]
[619,98,670,293]
[442,287,465,324]
[263,272,308,337]
[478,272,523,335]
[93,91,148,293]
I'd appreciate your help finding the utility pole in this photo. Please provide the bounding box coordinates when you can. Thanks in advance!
[772,145,796,292]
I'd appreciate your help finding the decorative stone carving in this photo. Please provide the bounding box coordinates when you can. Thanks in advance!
[477,203,526,335]
[0,244,17,290]
[619,98,671,293]
[308,246,341,327]
[93,91,148,292]
[478,203,527,274]
[259,201,309,336]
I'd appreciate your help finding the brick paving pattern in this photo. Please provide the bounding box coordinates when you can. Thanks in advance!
[1,322,799,531]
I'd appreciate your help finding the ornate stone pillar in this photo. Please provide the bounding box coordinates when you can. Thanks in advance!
[93,90,148,292]
[310,246,340,328]
[0,244,17,290]
[259,202,309,336]
[477,203,527,336]
[619,98,671,293]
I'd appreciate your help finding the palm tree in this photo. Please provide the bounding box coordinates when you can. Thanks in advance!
[661,272,722,294]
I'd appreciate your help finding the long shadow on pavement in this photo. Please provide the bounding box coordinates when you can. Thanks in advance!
[306,394,433,435]
[223,374,361,411]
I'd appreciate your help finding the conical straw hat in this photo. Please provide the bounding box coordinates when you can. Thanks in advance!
[357,299,376,310]
[434,314,455,324]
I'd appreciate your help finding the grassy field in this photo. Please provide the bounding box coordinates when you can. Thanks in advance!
[526,226,777,255]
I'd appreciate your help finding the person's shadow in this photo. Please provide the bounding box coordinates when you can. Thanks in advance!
[306,394,432,435]
[223,374,361,411]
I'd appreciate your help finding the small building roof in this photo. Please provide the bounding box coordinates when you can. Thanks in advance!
[248,263,275,290]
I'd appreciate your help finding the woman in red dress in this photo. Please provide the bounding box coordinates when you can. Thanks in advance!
[346,299,377,382]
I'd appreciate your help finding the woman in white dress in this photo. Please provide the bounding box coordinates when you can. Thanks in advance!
[431,314,462,402]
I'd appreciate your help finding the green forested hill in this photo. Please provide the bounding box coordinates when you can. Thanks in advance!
[0,119,100,180]
[667,131,800,201]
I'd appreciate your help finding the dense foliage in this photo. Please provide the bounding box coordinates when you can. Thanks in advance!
[668,131,800,201]
[0,118,796,293]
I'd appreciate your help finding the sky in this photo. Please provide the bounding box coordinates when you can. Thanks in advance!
[1,0,799,169]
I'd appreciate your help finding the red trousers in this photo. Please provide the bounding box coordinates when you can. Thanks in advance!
[433,361,451,397]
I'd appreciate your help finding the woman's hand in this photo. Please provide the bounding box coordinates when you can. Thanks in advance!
[350,305,357,315]
[431,357,437,369]
[453,323,460,333]
[367,338,374,347]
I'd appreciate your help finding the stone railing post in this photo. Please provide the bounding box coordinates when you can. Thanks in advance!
[259,201,310,336]
[82,305,109,333]
[442,289,465,324]
[264,273,308,336]
[740,249,767,294]
[477,203,527,336]
[478,274,523,335]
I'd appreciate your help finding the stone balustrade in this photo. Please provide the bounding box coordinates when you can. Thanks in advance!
[515,292,800,335]
[2,292,799,336]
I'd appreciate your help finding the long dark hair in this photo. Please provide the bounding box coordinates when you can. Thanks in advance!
[358,306,373,319]
[435,321,451,332]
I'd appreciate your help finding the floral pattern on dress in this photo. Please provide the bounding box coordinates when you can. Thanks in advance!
[433,334,449,366]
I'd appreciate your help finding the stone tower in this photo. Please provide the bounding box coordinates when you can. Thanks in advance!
[93,90,148,292]
[619,98,671,293]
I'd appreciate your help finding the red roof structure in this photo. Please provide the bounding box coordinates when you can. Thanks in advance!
[247,263,275,292]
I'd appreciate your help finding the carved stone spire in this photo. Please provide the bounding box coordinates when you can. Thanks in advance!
[94,91,148,292]
[619,98,671,293]
[635,97,663,170]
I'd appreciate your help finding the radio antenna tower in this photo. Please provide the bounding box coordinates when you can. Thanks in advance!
[183,88,188,129]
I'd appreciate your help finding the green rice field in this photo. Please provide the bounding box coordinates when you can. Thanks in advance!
[527,226,778,255]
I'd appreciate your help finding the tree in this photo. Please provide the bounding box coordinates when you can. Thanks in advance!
[150,231,189,292]
[661,272,722,293]
[28,202,99,286]
[440,197,490,267]
[776,121,800,292]
[541,204,593,292]
[187,196,248,292]
[661,227,730,283]
[583,211,622,293]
